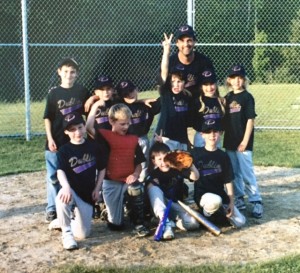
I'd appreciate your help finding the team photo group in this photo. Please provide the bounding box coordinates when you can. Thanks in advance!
[43,24,263,251]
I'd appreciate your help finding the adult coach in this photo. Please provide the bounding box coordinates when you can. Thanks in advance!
[157,24,215,99]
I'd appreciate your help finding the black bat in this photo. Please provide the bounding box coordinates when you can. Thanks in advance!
[154,199,173,241]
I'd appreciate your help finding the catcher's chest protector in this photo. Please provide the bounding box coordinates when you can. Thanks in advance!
[99,129,138,182]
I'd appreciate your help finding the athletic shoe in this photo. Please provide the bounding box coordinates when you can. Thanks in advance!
[251,201,263,218]
[107,222,125,231]
[228,206,246,228]
[48,218,61,231]
[133,225,150,237]
[163,221,174,240]
[62,229,78,250]
[235,197,246,210]
[45,211,57,223]
[100,208,108,222]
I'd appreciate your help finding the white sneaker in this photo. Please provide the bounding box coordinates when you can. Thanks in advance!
[48,218,61,231]
[229,206,246,228]
[62,229,78,250]
[163,221,174,240]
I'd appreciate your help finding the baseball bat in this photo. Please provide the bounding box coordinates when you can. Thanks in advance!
[177,200,221,236]
[154,199,173,241]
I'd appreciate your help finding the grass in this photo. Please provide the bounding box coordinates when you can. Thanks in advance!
[1,84,300,175]
[1,84,300,136]
[56,254,300,273]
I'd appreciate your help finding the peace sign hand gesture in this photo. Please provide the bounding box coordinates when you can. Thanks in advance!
[162,33,173,53]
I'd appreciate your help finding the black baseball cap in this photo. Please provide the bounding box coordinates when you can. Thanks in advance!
[175,24,196,40]
[201,69,217,84]
[115,80,136,98]
[201,119,221,133]
[63,112,85,130]
[94,75,113,89]
[227,64,246,78]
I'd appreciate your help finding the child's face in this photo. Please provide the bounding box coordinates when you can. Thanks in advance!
[171,75,185,94]
[201,130,220,146]
[110,118,131,135]
[152,152,170,172]
[228,76,244,92]
[202,83,217,97]
[57,65,78,87]
[123,89,138,104]
[94,86,114,101]
[64,123,86,144]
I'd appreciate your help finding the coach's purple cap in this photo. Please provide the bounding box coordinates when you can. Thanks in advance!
[227,64,246,78]
[115,80,136,98]
[175,24,196,40]
[63,112,85,130]
[201,69,217,84]
[94,75,113,89]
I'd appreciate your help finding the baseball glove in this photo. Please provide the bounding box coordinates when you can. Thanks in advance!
[163,150,193,171]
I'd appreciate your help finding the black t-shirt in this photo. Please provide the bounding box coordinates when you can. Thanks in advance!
[57,139,106,205]
[145,168,189,201]
[125,100,160,137]
[43,84,90,150]
[193,96,224,132]
[155,85,196,144]
[157,51,215,99]
[92,100,113,131]
[192,147,233,206]
[223,90,257,151]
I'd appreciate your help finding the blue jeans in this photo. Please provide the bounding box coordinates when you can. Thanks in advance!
[45,150,61,213]
[226,150,262,203]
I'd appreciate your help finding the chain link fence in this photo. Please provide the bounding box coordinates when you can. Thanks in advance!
[1,0,300,139]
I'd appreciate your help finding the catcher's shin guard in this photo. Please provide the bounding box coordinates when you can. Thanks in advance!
[127,182,145,225]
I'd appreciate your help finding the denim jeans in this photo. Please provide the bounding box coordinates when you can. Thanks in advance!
[226,150,262,203]
[45,150,61,213]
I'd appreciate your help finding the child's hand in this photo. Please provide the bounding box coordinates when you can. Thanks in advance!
[225,202,234,218]
[48,139,57,152]
[154,129,163,143]
[237,141,247,152]
[125,174,138,184]
[58,186,72,204]
[93,99,106,108]
[84,95,99,112]
[92,189,100,202]
[142,98,157,108]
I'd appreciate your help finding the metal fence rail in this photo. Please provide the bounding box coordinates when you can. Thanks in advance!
[1,0,300,140]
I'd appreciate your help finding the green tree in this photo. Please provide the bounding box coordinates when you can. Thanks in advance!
[275,9,300,83]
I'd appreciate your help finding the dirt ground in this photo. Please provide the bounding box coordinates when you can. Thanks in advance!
[1,166,300,273]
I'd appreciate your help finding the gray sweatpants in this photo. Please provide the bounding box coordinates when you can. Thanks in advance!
[102,179,128,225]
[147,184,199,231]
[56,189,93,239]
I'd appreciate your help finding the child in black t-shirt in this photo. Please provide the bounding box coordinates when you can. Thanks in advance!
[50,112,106,250]
[145,142,200,240]
[192,119,246,228]
[43,58,90,223]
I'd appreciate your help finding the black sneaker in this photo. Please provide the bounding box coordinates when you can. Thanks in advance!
[133,225,150,237]
[107,222,125,231]
[45,211,57,223]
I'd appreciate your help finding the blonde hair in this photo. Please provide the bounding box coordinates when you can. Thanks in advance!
[199,84,225,116]
[108,103,132,122]
[225,75,250,92]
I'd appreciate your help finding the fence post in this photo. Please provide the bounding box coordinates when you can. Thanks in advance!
[21,0,31,141]
[187,0,195,28]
